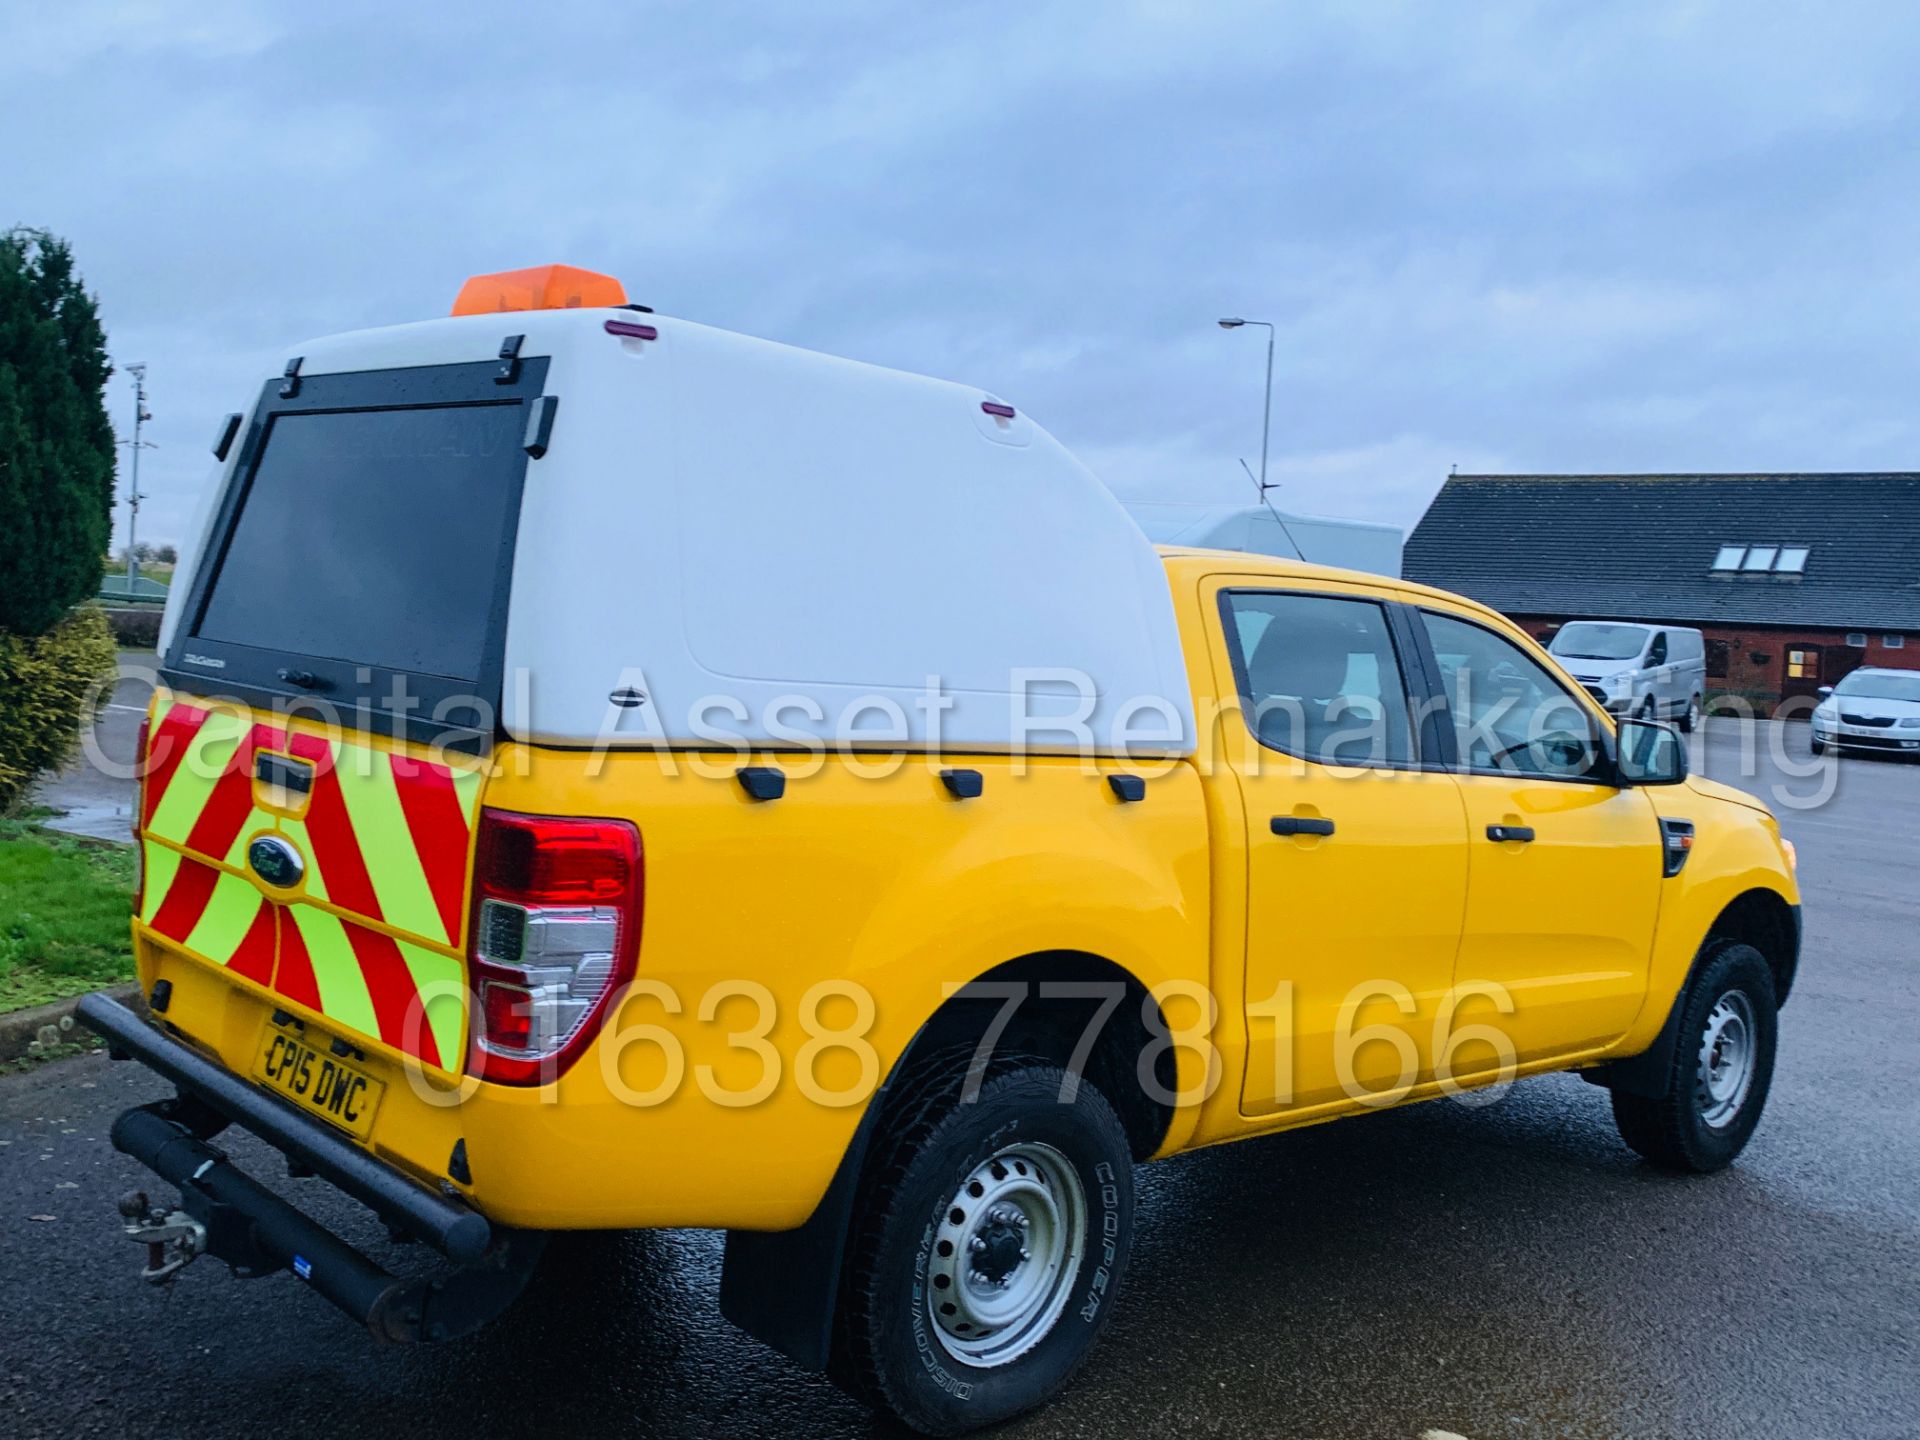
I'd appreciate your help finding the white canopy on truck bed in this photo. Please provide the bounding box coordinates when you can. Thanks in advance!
[162,307,1196,756]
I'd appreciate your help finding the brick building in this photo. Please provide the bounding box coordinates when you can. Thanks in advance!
[1404,473,1920,714]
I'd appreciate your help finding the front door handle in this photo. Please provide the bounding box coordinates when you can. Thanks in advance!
[1486,824,1536,843]
[1271,816,1336,837]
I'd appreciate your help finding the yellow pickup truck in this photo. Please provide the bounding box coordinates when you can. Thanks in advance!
[85,266,1801,1435]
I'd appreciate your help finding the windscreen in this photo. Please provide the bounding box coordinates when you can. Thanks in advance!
[1836,670,1920,703]
[1549,622,1649,662]
[193,403,526,683]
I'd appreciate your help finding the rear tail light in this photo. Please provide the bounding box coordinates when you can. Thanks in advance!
[467,808,643,1086]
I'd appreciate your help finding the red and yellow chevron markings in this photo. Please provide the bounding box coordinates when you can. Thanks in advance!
[138,693,484,1072]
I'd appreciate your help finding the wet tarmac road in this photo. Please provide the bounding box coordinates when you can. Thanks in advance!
[32,650,154,842]
[3,722,1917,1439]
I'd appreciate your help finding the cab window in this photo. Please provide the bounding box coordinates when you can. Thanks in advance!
[1647,631,1668,665]
[1420,611,1602,781]
[1224,591,1413,767]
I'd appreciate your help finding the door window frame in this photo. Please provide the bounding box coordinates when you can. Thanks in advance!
[1404,604,1623,787]
[1215,586,1433,773]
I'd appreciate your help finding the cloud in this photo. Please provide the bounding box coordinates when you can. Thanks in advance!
[0,1,283,79]
[3,0,1917,555]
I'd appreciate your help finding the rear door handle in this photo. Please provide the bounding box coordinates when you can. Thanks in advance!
[1271,816,1336,837]
[1486,824,1536,843]
[254,752,314,795]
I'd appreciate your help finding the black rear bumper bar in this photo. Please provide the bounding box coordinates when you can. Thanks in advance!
[76,994,542,1342]
[78,993,488,1258]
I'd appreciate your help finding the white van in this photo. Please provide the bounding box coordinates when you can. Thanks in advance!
[1548,621,1708,731]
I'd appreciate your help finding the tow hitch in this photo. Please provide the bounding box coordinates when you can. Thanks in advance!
[118,1190,207,1283]
[78,995,547,1344]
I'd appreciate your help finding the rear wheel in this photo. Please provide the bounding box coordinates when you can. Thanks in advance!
[1679,694,1703,732]
[831,1064,1134,1435]
[1611,942,1777,1173]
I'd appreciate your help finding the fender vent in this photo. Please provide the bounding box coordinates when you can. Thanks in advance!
[1660,818,1695,878]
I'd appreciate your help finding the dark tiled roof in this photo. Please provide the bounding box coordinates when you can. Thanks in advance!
[1405,473,1920,631]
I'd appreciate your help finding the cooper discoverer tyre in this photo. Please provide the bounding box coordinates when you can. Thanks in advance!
[1611,941,1778,1173]
[831,1063,1134,1435]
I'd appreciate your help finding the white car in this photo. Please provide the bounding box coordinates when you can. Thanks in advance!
[1811,667,1920,757]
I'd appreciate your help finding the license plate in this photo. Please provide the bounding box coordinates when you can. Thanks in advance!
[251,1028,385,1139]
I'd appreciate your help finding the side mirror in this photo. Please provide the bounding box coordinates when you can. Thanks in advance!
[1615,718,1687,786]
[1816,685,1834,700]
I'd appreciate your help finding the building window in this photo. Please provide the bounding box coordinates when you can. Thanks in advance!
[1705,638,1730,678]
[1787,648,1820,680]
[1887,635,1908,649]
[1712,543,1809,574]
[1845,633,1867,647]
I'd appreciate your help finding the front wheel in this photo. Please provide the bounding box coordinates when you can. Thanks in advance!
[1611,942,1778,1173]
[832,1064,1134,1435]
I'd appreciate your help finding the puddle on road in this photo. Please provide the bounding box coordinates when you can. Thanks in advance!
[37,799,135,844]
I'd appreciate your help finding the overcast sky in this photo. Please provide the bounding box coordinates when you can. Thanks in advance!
[7,1,1919,550]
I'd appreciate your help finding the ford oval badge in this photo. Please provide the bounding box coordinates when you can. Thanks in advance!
[247,835,304,889]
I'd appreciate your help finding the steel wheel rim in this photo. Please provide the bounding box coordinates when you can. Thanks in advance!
[1695,990,1757,1129]
[925,1141,1086,1367]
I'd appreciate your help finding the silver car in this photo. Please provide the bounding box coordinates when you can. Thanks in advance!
[1811,667,1920,757]
[1547,621,1708,732]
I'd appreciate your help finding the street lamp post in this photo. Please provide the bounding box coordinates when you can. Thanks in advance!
[1217,317,1275,496]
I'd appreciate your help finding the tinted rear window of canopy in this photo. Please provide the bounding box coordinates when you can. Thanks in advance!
[194,403,524,683]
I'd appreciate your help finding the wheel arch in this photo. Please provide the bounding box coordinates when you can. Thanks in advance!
[719,945,1170,1371]
[880,949,1176,1161]
[1587,886,1801,1100]
[1704,886,1802,1005]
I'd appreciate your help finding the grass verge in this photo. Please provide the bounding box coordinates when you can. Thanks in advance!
[0,816,135,1014]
